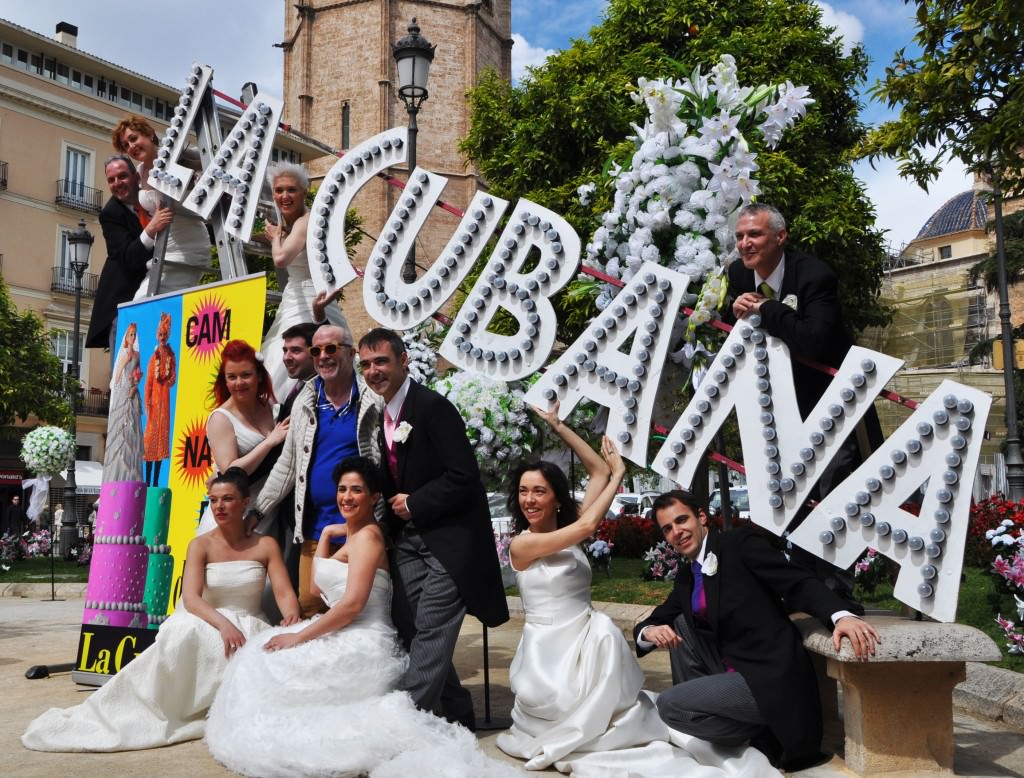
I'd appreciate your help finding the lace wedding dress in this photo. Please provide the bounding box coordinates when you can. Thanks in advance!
[207,557,523,777]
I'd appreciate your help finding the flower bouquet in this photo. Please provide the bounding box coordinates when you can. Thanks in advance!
[21,426,76,475]
[579,54,813,356]
[432,371,536,488]
[643,540,682,581]
[586,538,613,576]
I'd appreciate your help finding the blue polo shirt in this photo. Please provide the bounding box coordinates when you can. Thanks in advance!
[305,377,359,541]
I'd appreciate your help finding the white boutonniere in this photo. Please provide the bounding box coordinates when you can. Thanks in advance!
[702,551,719,576]
[782,294,798,310]
[393,421,413,444]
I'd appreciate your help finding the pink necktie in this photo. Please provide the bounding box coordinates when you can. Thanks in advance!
[384,408,398,479]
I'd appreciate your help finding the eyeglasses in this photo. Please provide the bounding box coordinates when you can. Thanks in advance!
[308,342,353,358]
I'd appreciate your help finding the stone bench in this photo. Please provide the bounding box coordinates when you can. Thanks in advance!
[793,611,1001,775]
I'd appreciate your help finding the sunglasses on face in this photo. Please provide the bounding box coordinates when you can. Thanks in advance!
[308,343,353,358]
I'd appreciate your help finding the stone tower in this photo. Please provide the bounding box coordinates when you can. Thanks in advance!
[280,0,513,337]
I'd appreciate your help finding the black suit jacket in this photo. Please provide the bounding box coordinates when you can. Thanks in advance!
[726,250,851,419]
[380,380,509,628]
[634,526,854,760]
[86,196,153,348]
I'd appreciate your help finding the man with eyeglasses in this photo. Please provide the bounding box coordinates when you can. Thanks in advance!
[251,324,382,616]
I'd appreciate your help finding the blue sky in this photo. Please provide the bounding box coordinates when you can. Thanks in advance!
[2,0,972,249]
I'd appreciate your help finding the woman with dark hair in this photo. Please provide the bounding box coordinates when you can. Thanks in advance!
[23,468,300,752]
[196,340,288,534]
[497,404,771,775]
[206,457,519,777]
[111,114,212,297]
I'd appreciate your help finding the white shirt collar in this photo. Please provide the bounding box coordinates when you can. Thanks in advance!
[385,375,412,421]
[754,253,786,297]
[695,530,710,567]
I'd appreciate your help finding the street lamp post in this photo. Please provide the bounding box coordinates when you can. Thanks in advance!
[992,179,1024,500]
[60,219,94,560]
[393,17,435,283]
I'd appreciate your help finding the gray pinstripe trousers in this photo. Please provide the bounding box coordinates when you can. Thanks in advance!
[390,525,475,728]
[656,613,767,746]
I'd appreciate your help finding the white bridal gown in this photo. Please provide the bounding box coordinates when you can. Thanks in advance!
[496,538,776,777]
[206,557,524,778]
[22,561,270,751]
[259,247,347,400]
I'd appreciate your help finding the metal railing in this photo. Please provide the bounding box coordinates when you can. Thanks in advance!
[78,389,110,417]
[51,266,98,297]
[54,179,103,212]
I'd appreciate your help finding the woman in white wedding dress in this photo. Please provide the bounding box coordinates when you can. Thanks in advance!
[259,162,348,399]
[113,115,213,298]
[196,339,289,535]
[496,404,775,777]
[102,321,144,483]
[22,469,300,752]
[207,456,522,778]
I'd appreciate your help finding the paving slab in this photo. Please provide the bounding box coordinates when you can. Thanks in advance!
[2,591,1024,776]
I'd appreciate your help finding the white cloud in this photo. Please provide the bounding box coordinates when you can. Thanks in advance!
[511,33,555,84]
[814,1,865,56]
[855,155,973,251]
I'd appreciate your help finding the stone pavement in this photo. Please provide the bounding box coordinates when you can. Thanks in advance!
[2,586,1024,777]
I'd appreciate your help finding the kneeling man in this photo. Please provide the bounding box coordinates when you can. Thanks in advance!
[635,490,880,771]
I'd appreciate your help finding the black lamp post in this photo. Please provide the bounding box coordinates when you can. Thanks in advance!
[991,178,1024,500]
[393,17,435,283]
[60,219,93,560]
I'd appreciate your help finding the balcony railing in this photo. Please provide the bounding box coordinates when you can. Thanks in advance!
[0,160,7,189]
[51,266,98,298]
[55,179,103,212]
[78,388,110,417]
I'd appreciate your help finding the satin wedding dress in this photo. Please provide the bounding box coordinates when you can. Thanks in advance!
[496,539,776,777]
[259,245,347,399]
[207,557,523,777]
[22,561,270,752]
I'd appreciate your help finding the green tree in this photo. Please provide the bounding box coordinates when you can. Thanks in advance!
[861,1,1024,190]
[0,276,74,430]
[461,0,889,338]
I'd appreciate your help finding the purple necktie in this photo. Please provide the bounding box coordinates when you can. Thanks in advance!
[691,561,707,621]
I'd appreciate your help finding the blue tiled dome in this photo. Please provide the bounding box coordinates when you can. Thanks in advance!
[914,189,988,240]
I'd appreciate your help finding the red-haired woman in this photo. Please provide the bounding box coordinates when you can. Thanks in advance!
[197,340,289,534]
[111,114,212,298]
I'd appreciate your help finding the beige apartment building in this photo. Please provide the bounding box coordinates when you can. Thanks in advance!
[0,18,321,505]
[864,182,1018,496]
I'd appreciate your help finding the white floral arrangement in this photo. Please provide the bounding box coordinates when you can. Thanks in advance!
[580,54,813,352]
[402,326,438,386]
[21,426,76,475]
[432,371,536,487]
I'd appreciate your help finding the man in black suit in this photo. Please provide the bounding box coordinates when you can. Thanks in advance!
[85,155,172,350]
[635,491,879,770]
[357,328,509,730]
[249,321,319,590]
[726,203,883,595]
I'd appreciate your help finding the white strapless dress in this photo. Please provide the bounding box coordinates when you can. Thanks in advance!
[22,561,270,752]
[196,407,276,535]
[496,540,776,777]
[207,557,524,777]
[260,251,348,399]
